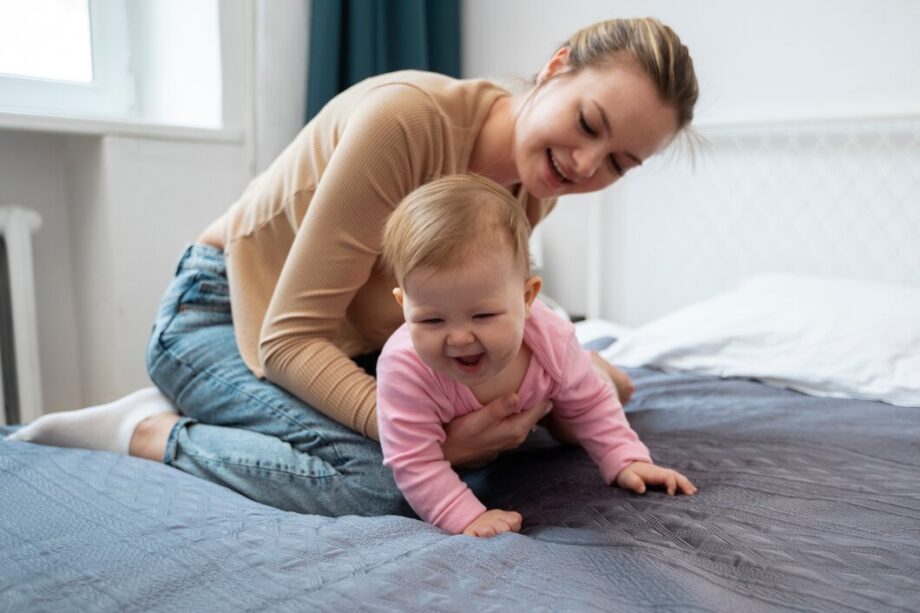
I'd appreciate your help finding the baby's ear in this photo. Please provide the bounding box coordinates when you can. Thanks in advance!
[392,287,404,306]
[523,276,542,317]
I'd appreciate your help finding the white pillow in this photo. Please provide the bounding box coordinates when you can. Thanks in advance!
[602,274,920,407]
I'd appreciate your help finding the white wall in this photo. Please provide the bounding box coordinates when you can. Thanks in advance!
[462,0,920,125]
[0,117,250,416]
[128,0,223,128]
[65,136,250,406]
[254,0,310,172]
[0,131,83,412]
[462,0,920,317]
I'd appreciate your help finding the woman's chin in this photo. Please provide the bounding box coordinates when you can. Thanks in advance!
[521,176,560,199]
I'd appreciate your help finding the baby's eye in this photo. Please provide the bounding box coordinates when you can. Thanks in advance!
[420,318,443,325]
[473,313,495,320]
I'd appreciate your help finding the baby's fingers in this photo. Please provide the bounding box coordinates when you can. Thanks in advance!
[479,526,497,537]
[618,470,647,494]
[502,513,523,532]
[677,472,698,496]
[651,469,697,496]
[665,471,679,495]
[467,525,496,538]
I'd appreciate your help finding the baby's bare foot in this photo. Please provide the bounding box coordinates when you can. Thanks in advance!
[608,365,635,405]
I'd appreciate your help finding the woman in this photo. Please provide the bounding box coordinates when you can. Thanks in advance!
[12,18,698,517]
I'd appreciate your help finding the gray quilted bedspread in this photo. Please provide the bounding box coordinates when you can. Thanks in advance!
[2,368,919,612]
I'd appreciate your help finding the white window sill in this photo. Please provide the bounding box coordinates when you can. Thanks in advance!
[0,110,244,143]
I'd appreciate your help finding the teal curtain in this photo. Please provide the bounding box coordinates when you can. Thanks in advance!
[306,0,460,122]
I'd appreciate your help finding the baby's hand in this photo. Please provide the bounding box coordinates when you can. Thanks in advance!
[462,509,523,538]
[616,461,697,496]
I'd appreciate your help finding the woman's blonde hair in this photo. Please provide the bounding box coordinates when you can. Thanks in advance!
[554,17,698,129]
[382,175,531,288]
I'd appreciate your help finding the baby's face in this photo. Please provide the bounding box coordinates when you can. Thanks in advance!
[396,250,539,388]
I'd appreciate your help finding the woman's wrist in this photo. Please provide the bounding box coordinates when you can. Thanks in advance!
[441,438,492,468]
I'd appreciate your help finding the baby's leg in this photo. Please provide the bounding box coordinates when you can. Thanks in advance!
[589,352,635,405]
[541,355,635,446]
[539,411,579,446]
[607,364,636,405]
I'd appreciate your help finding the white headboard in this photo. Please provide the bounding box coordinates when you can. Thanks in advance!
[590,115,920,326]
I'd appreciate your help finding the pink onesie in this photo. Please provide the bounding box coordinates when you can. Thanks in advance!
[376,300,652,534]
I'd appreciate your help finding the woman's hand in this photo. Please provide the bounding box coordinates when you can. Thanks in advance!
[462,509,523,538]
[441,393,549,468]
[616,461,698,496]
[590,352,635,405]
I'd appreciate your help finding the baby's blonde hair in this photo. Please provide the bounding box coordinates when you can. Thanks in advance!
[382,174,531,288]
[553,17,699,129]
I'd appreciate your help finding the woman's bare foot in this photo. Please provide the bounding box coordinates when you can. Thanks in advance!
[129,413,181,461]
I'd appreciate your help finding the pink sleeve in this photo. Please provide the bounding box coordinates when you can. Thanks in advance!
[376,348,486,534]
[552,334,652,483]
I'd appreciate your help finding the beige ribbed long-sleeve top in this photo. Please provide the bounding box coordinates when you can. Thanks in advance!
[217,71,555,440]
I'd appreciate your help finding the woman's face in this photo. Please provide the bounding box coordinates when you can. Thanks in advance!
[513,51,679,199]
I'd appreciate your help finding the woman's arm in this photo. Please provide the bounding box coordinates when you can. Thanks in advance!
[257,84,444,440]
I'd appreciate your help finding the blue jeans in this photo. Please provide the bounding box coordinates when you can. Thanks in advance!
[146,244,412,517]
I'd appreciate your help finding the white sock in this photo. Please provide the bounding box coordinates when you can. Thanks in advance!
[6,387,179,454]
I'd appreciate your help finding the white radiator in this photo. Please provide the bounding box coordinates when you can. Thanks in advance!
[0,205,43,426]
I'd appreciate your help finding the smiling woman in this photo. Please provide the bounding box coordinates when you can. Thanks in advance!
[12,17,700,524]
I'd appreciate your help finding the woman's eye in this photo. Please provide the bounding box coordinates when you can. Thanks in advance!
[578,111,597,137]
[609,155,624,176]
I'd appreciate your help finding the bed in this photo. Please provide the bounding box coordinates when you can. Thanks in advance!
[3,348,919,610]
[4,116,920,611]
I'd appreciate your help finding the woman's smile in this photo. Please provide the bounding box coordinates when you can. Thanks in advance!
[547,149,574,185]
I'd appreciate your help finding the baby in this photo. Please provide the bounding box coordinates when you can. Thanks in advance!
[377,175,696,537]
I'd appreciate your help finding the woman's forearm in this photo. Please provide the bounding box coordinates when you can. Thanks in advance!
[261,336,380,440]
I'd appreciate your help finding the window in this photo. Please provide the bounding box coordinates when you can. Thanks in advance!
[0,0,94,82]
[0,0,223,129]
[0,0,135,118]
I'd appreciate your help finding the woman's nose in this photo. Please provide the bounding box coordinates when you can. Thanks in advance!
[572,146,605,179]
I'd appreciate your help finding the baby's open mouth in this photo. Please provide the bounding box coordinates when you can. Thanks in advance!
[453,353,485,371]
